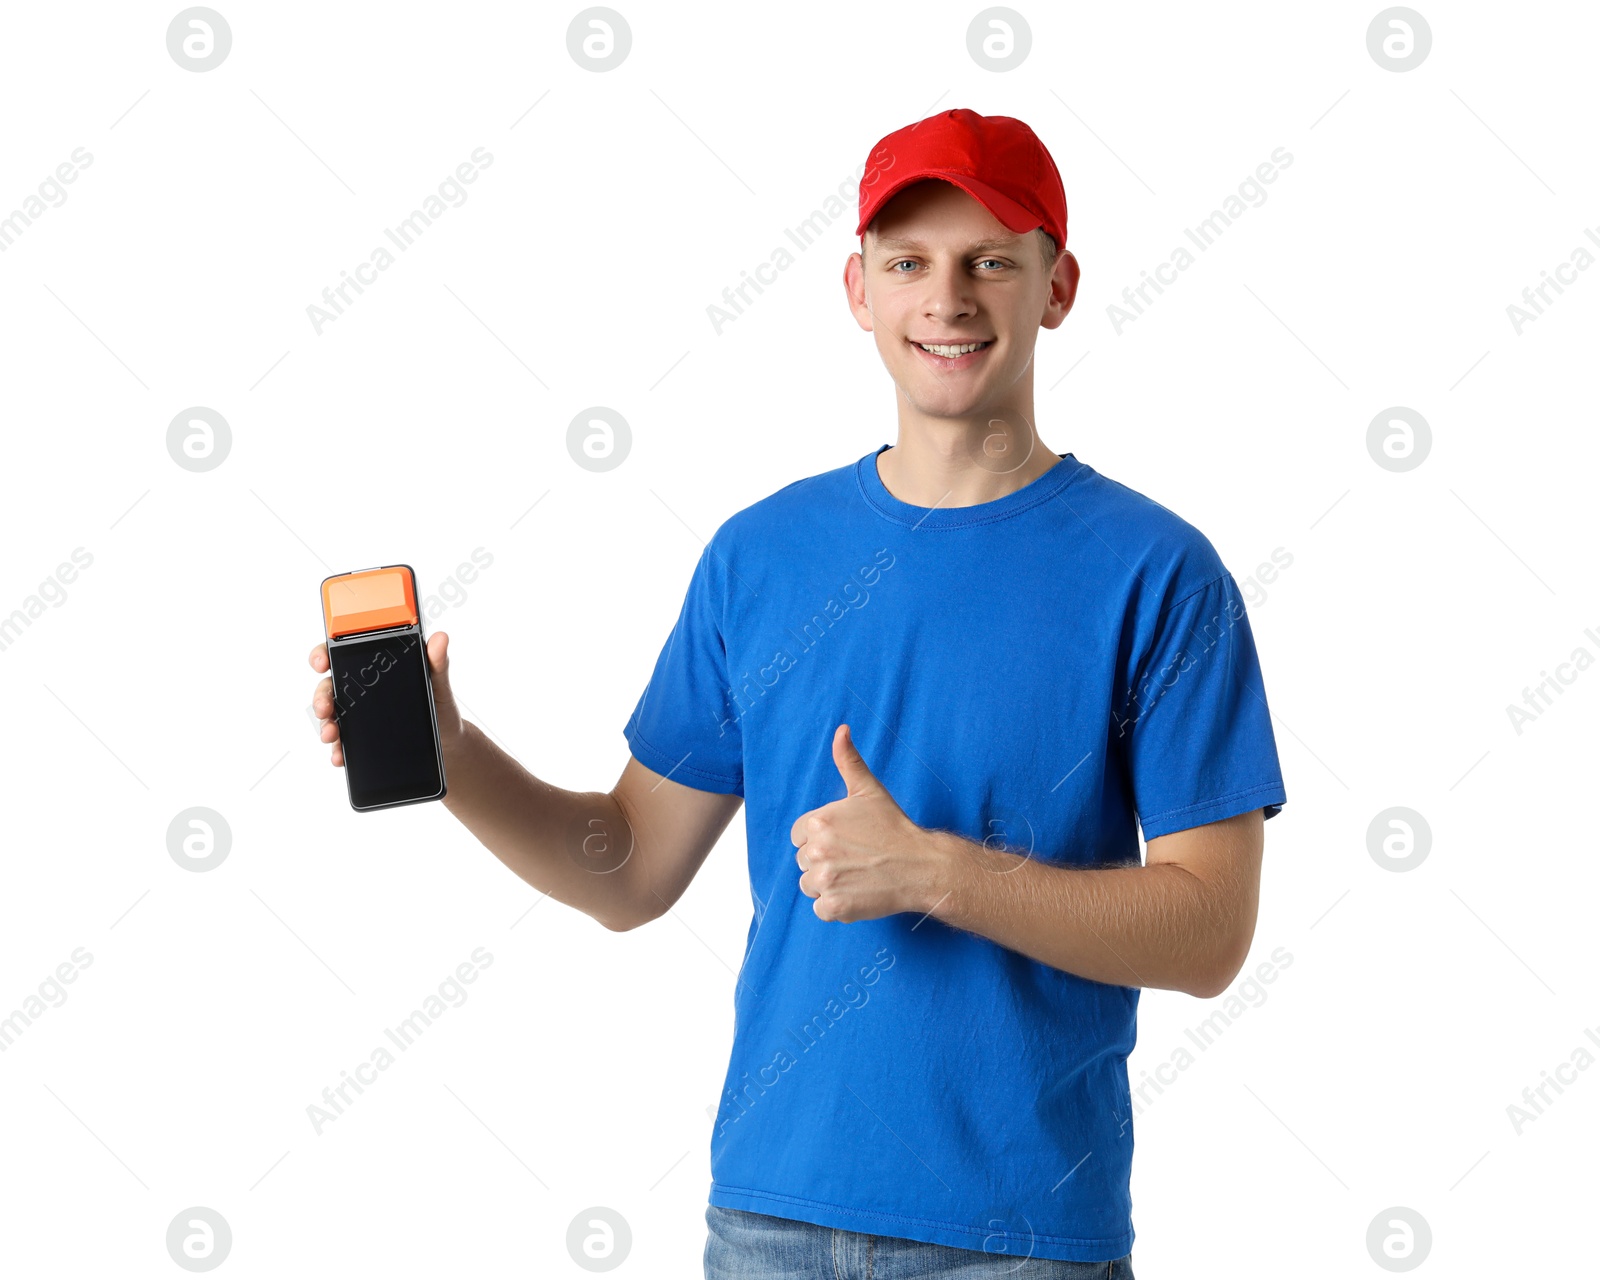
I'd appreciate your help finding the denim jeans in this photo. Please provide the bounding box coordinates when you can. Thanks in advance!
[704,1205,1135,1279]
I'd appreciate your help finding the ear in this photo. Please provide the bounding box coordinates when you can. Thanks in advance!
[844,250,874,333]
[1040,248,1079,330]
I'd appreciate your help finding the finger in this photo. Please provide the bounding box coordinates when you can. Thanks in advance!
[312,677,334,719]
[831,723,879,796]
[330,741,344,768]
[427,630,450,677]
[320,718,341,745]
[310,642,329,672]
[426,630,456,715]
[790,815,813,848]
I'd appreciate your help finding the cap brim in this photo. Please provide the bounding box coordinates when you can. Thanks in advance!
[855,170,1043,240]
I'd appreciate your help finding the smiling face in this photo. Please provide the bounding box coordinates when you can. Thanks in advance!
[845,179,1078,426]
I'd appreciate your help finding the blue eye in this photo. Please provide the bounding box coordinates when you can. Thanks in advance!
[886,257,1010,273]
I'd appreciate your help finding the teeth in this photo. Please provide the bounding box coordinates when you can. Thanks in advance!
[917,342,986,357]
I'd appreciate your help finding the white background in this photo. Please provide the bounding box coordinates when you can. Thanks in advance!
[1,1,1595,1275]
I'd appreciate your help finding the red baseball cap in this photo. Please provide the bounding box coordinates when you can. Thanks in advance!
[855,108,1068,251]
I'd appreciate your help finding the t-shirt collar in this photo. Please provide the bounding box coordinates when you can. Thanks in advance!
[855,442,1084,529]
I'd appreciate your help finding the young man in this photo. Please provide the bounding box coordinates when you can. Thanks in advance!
[310,108,1286,1278]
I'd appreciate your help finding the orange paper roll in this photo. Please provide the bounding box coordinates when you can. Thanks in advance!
[322,566,419,638]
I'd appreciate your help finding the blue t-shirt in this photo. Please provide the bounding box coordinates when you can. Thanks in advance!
[623,444,1287,1263]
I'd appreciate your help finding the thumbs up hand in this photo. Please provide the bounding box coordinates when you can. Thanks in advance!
[789,724,945,923]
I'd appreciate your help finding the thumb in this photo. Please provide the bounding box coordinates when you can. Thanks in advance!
[832,724,880,797]
[426,631,461,727]
[426,629,451,684]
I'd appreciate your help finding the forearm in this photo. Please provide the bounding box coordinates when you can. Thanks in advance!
[921,834,1240,997]
[441,722,639,931]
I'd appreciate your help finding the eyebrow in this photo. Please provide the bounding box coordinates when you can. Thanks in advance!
[869,235,1022,254]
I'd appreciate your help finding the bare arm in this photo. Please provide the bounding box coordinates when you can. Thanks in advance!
[311,632,742,932]
[790,725,1265,996]
[919,808,1264,997]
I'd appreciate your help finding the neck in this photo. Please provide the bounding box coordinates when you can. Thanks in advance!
[879,394,1060,508]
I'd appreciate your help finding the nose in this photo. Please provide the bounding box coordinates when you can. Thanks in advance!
[921,263,977,325]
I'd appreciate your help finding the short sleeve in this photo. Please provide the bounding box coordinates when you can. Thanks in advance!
[1116,572,1286,840]
[622,540,744,796]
